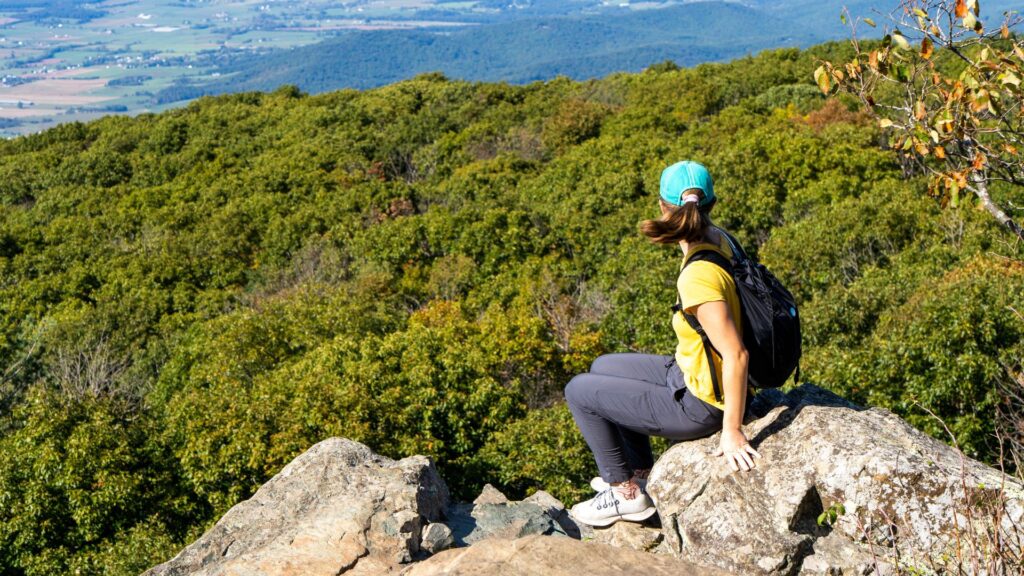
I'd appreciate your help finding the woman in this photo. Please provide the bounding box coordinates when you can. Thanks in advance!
[564,160,761,527]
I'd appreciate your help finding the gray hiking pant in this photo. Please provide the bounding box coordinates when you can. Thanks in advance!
[564,352,740,484]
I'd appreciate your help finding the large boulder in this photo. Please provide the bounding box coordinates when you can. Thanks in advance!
[398,533,731,576]
[648,385,1024,575]
[144,438,449,576]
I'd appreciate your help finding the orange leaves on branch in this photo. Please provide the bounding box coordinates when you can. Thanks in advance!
[971,89,987,110]
[953,170,969,188]
[949,81,965,103]
[934,108,954,134]
[915,100,928,120]
[820,0,1024,240]
[940,171,969,206]
[844,60,862,79]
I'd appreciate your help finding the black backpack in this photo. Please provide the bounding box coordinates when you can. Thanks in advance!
[671,228,801,403]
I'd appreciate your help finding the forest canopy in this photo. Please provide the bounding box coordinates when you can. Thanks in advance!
[0,39,1022,576]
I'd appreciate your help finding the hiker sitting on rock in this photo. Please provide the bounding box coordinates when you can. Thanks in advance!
[565,160,762,527]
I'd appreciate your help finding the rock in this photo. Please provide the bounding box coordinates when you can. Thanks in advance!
[798,533,891,575]
[421,523,455,555]
[144,438,449,576]
[523,489,582,539]
[398,533,732,576]
[446,500,567,546]
[521,489,562,514]
[579,519,665,553]
[473,483,510,505]
[648,384,1024,576]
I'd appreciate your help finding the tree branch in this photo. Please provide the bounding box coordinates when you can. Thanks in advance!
[970,168,1024,242]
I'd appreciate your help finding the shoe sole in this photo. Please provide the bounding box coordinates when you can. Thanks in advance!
[572,505,658,527]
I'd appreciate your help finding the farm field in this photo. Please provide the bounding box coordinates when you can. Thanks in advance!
[0,0,480,136]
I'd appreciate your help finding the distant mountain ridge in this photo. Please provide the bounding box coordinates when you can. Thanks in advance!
[154,0,1022,103]
[159,2,823,101]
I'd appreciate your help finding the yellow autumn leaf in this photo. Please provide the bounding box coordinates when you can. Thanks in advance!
[813,65,831,94]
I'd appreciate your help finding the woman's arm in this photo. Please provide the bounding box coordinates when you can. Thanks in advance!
[691,300,761,471]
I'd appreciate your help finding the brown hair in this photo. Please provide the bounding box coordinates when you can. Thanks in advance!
[640,190,714,245]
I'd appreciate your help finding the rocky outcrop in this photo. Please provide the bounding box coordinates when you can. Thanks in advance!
[143,441,578,576]
[398,533,730,576]
[144,385,1023,576]
[648,385,1024,575]
[144,438,449,576]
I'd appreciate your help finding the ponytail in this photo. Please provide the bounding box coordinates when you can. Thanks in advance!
[640,192,713,245]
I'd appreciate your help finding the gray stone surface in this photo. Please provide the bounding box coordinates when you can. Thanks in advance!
[648,385,1024,576]
[398,533,732,576]
[420,523,455,555]
[446,500,568,546]
[523,489,582,539]
[144,438,449,576]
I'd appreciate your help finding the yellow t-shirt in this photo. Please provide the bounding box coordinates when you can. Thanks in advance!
[670,233,744,411]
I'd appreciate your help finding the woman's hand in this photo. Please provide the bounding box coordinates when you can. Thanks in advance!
[714,427,761,472]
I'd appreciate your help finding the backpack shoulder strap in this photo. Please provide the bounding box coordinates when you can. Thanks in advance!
[713,226,749,262]
[683,248,732,273]
[672,249,728,312]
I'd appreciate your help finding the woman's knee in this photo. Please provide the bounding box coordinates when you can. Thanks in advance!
[588,353,621,374]
[563,373,592,406]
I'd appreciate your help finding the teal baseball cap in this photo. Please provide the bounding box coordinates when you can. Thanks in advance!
[659,161,716,207]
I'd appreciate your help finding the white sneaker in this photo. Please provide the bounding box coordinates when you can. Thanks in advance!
[569,485,657,527]
[590,476,648,492]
